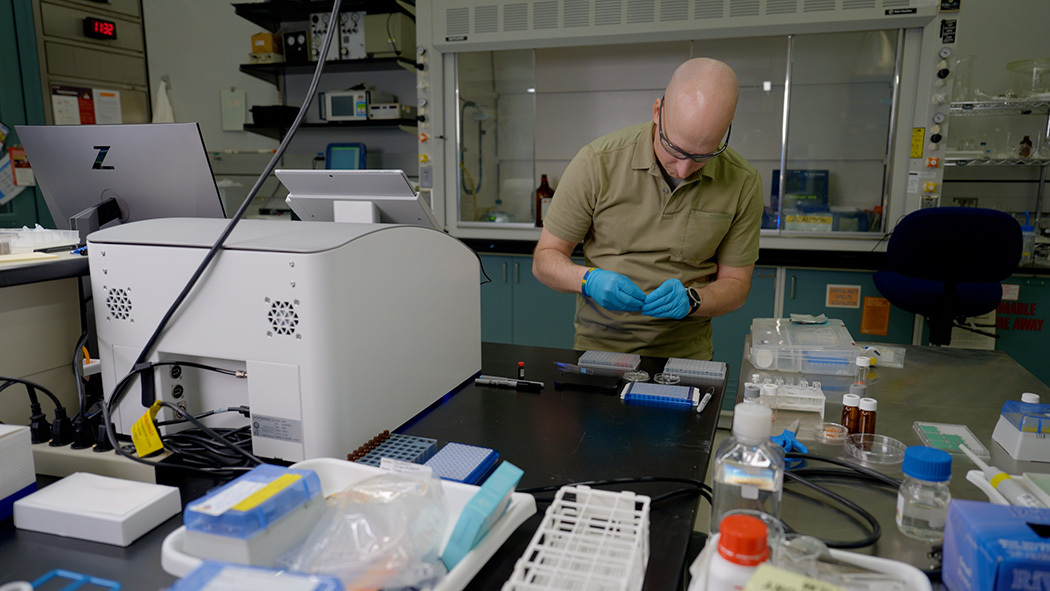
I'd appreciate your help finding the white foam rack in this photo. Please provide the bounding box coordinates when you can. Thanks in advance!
[503,485,650,591]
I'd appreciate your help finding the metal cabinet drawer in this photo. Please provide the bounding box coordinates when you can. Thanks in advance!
[48,0,141,19]
[45,40,147,86]
[40,1,144,52]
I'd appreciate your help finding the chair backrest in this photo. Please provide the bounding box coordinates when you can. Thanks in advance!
[886,207,1022,284]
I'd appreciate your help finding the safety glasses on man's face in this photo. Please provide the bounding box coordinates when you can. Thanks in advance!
[658,96,731,163]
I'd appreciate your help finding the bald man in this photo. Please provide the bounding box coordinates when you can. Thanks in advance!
[533,58,762,360]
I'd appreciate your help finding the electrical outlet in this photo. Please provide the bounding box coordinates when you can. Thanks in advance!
[921,195,940,209]
[32,442,160,483]
[953,197,978,207]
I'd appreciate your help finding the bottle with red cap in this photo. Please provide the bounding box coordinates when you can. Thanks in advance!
[707,513,770,590]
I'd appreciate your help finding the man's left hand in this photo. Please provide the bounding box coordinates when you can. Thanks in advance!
[642,279,690,319]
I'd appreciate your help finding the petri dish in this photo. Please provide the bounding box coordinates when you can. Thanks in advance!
[844,433,906,465]
[653,372,681,385]
[622,370,650,382]
[813,422,848,444]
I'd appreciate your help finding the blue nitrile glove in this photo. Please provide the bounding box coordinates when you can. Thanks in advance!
[582,268,645,312]
[641,278,690,319]
[771,430,809,454]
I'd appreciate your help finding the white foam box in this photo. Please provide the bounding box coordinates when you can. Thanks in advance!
[14,472,181,546]
[0,424,36,521]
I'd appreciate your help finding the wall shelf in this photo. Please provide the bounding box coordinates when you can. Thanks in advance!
[945,157,1050,167]
[949,100,1050,117]
[233,1,415,32]
[239,57,417,85]
[245,119,418,140]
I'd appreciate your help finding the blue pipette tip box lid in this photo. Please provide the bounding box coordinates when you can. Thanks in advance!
[442,461,524,570]
[170,561,343,591]
[943,500,1050,591]
[183,463,321,539]
[424,442,499,484]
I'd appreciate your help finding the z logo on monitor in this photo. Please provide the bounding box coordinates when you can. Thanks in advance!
[92,145,114,170]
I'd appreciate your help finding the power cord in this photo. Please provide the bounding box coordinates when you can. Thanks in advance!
[780,452,902,549]
[0,376,66,444]
[99,0,343,474]
[520,476,712,505]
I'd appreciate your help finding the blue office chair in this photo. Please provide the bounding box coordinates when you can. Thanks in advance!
[325,142,366,169]
[873,207,1022,346]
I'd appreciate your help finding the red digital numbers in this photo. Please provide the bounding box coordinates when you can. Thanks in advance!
[84,17,116,40]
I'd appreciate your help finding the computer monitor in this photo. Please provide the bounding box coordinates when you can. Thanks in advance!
[15,123,226,243]
[277,169,442,230]
[325,142,367,170]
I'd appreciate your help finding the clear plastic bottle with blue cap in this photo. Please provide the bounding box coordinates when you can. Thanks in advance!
[1021,212,1037,265]
[896,446,953,541]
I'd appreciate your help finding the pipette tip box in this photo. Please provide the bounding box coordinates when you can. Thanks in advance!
[349,432,437,467]
[992,400,1050,462]
[620,382,699,408]
[424,442,499,484]
[442,461,524,570]
[579,350,641,375]
[662,358,727,386]
[182,464,325,566]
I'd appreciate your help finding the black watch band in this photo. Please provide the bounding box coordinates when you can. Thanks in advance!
[687,287,702,316]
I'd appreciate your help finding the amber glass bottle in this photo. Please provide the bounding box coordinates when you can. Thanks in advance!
[535,174,554,227]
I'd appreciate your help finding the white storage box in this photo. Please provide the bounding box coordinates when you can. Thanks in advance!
[14,472,181,546]
[749,319,858,376]
[0,424,36,521]
[163,458,537,591]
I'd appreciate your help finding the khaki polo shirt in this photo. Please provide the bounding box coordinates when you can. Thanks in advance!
[543,121,763,360]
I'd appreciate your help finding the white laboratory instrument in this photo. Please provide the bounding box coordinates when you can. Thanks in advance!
[992,394,1050,462]
[88,218,481,462]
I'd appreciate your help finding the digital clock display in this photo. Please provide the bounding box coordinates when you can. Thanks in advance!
[83,17,117,40]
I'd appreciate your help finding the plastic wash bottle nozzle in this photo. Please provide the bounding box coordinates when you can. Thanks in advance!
[960,444,1045,508]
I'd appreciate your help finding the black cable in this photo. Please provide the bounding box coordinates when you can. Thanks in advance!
[0,376,63,409]
[786,452,901,489]
[153,405,261,465]
[101,0,343,473]
[155,406,250,427]
[783,471,882,549]
[520,475,711,496]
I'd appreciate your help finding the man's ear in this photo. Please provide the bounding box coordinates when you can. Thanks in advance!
[652,97,661,124]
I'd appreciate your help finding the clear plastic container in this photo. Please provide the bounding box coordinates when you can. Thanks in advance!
[1007,58,1050,99]
[844,433,906,465]
[711,403,784,534]
[749,319,857,376]
[896,446,952,542]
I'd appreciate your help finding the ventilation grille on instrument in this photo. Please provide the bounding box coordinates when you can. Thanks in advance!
[441,0,930,40]
[105,287,132,321]
[268,300,300,336]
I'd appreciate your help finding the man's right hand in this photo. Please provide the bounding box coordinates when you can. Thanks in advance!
[582,268,645,312]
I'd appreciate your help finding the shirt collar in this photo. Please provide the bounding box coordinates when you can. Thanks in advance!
[633,121,717,182]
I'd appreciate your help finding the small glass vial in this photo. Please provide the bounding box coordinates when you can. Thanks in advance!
[743,383,761,404]
[896,446,952,541]
[854,356,871,386]
[841,394,860,434]
[858,397,877,435]
[707,513,769,591]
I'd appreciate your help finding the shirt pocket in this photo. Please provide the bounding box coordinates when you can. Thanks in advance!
[675,210,733,265]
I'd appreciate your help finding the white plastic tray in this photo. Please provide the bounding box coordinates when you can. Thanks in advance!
[688,533,931,591]
[161,458,537,589]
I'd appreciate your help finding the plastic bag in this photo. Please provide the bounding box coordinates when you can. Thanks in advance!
[280,471,449,590]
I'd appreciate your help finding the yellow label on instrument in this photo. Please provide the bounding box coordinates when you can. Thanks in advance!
[232,474,302,512]
[911,127,925,158]
[131,401,164,457]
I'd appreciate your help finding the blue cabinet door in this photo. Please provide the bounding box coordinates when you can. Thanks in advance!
[997,276,1050,387]
[712,266,777,410]
[511,255,577,349]
[479,255,513,344]
[784,268,914,345]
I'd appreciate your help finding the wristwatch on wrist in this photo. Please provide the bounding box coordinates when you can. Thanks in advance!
[687,287,702,316]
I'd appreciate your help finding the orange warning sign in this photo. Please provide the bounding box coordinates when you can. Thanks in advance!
[861,297,891,336]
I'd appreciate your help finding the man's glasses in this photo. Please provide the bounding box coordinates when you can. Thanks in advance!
[658,96,731,163]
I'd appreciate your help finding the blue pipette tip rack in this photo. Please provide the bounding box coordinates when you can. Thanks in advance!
[620,382,698,408]
[425,442,500,484]
[350,433,437,467]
